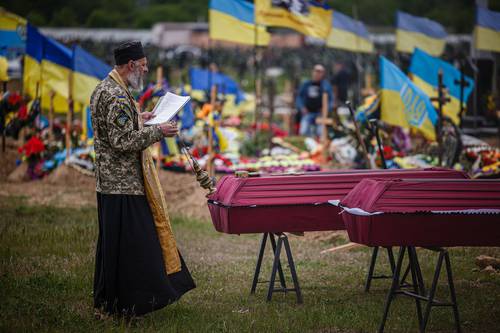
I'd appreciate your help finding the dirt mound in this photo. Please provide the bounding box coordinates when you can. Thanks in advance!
[6,162,29,182]
[0,138,21,181]
[159,170,211,221]
[43,163,95,187]
[1,166,211,221]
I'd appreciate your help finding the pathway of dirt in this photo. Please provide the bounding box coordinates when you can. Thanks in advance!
[1,162,212,221]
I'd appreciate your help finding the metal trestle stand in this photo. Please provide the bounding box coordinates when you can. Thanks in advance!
[378,246,461,333]
[250,232,303,304]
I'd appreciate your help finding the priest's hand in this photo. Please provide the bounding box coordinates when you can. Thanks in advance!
[159,122,179,137]
[140,112,155,121]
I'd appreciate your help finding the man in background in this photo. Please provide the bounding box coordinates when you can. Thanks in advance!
[331,62,351,105]
[295,64,334,137]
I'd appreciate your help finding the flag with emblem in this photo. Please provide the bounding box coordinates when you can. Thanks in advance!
[0,7,26,56]
[255,0,332,39]
[380,56,437,140]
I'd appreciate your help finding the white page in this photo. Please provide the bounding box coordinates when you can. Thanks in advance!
[144,92,191,126]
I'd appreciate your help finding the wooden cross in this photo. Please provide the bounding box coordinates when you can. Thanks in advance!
[206,84,218,177]
[453,59,471,123]
[48,90,55,142]
[315,92,333,162]
[430,69,451,165]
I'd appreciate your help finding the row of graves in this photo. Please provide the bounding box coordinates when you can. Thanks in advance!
[1,63,499,182]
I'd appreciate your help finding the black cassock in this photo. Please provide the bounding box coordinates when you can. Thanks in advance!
[94,192,196,316]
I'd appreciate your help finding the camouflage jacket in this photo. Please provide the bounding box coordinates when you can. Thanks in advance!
[90,75,163,195]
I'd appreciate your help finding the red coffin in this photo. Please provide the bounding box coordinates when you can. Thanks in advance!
[207,168,468,234]
[340,178,500,247]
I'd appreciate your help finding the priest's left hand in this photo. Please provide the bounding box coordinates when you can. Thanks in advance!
[140,112,155,121]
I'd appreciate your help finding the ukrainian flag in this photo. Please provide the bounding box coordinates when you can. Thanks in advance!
[255,0,332,39]
[189,67,245,104]
[73,46,111,140]
[0,8,26,56]
[23,24,74,113]
[409,48,474,125]
[209,0,270,46]
[0,56,8,81]
[396,11,447,56]
[474,6,500,53]
[72,45,111,106]
[326,11,373,53]
[380,56,437,140]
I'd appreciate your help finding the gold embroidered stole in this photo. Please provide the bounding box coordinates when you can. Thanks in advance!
[109,69,181,274]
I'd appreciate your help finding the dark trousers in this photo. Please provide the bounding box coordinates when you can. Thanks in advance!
[94,192,195,316]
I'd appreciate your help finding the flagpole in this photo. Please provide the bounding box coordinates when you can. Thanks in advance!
[65,70,73,162]
[353,5,362,105]
[471,6,479,130]
[253,20,260,145]
[1,80,6,153]
[492,55,497,100]
[208,36,212,94]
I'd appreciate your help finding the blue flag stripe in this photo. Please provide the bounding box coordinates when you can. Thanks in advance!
[209,0,254,24]
[409,48,474,102]
[477,6,500,31]
[332,11,370,39]
[397,11,447,39]
[73,45,110,79]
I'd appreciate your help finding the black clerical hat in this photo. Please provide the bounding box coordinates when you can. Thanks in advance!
[114,41,145,65]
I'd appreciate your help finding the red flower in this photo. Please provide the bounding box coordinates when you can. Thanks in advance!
[18,104,28,120]
[7,92,22,106]
[19,136,45,157]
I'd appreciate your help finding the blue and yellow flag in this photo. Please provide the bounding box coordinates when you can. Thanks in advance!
[24,25,109,113]
[380,56,437,140]
[72,45,111,106]
[255,0,332,39]
[0,8,26,56]
[396,11,447,56]
[409,48,474,125]
[189,67,245,104]
[326,11,373,53]
[474,6,500,53]
[24,24,74,113]
[209,0,270,46]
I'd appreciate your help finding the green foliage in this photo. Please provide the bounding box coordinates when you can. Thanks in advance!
[25,11,45,26]
[49,7,79,27]
[240,131,270,157]
[3,0,500,31]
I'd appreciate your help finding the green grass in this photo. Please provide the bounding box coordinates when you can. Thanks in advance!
[1,196,499,332]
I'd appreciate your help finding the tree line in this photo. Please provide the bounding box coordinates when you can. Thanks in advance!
[3,0,500,33]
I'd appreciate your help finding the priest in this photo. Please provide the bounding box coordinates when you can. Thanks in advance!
[90,41,195,317]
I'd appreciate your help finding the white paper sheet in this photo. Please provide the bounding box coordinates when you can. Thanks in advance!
[144,92,191,126]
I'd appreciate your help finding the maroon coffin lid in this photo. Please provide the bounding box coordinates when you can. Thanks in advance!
[208,168,468,208]
[339,178,500,247]
[340,178,500,214]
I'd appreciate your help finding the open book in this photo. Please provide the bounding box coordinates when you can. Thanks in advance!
[144,92,191,126]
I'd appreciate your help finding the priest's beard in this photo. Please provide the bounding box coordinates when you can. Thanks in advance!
[127,67,144,91]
